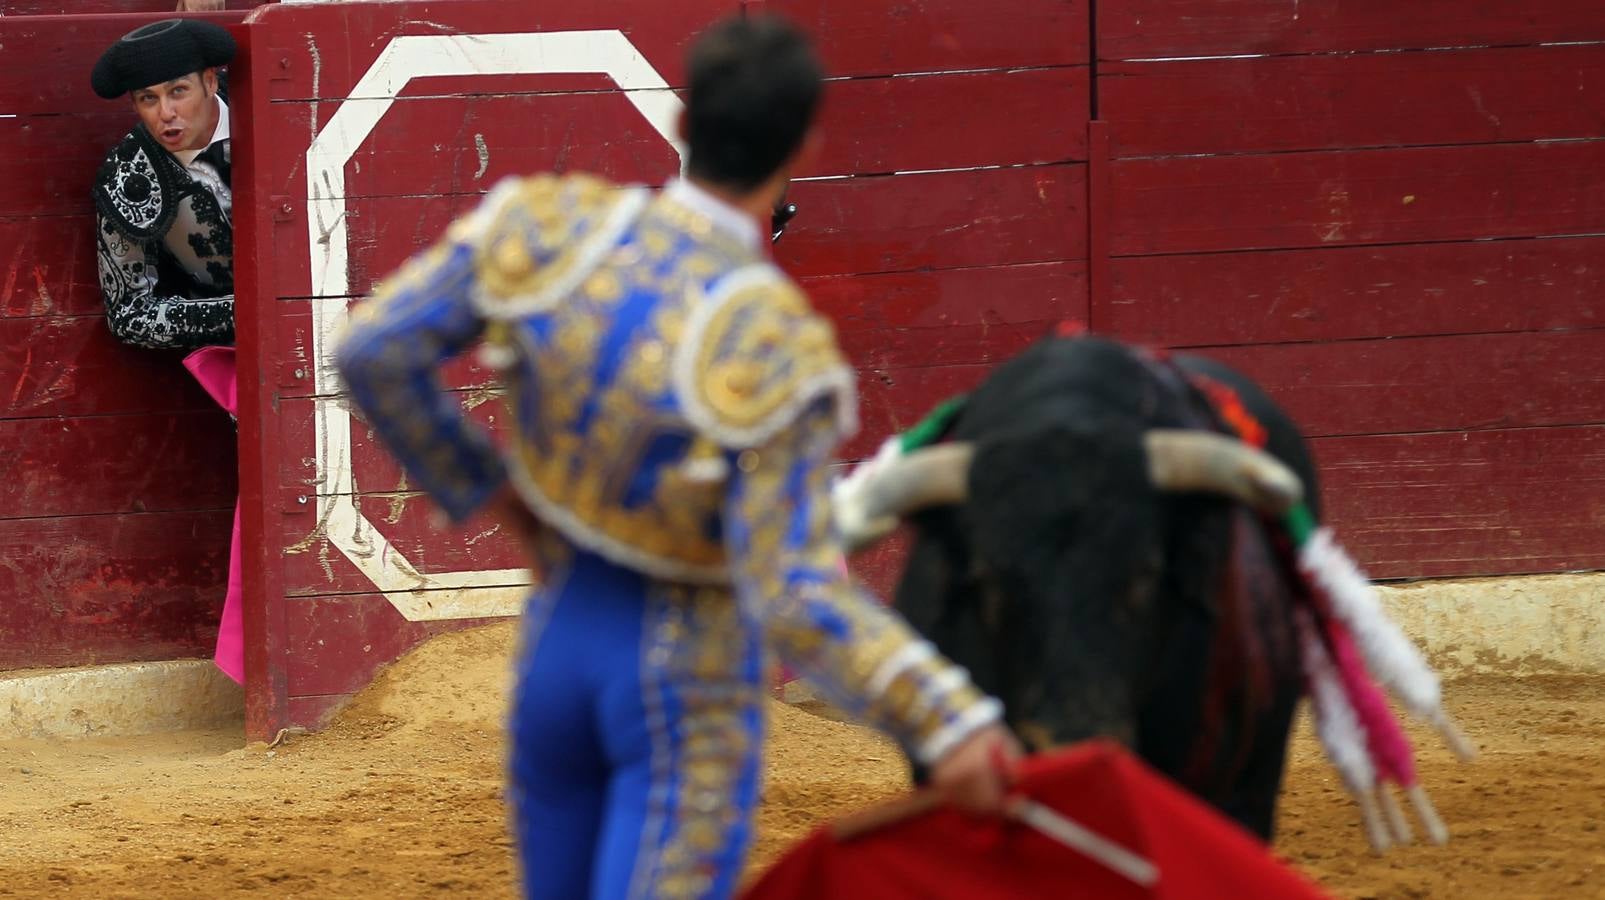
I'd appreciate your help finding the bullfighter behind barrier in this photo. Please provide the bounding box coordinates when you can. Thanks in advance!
[90,18,245,685]
[91,18,236,350]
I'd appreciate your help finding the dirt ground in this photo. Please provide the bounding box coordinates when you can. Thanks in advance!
[1,623,1602,898]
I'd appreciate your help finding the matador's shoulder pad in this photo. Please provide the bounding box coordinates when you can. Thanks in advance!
[466,172,650,316]
[674,264,858,450]
[93,125,184,243]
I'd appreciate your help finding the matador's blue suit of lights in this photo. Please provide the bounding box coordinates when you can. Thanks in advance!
[337,174,1000,899]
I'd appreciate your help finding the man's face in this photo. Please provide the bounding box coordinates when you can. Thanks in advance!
[130,69,219,153]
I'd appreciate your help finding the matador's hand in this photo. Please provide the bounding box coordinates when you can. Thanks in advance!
[929,723,1023,815]
[176,0,226,10]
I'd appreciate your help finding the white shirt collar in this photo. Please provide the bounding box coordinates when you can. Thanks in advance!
[663,178,764,252]
[175,96,230,168]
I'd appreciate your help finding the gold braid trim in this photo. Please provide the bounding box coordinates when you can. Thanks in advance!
[674,264,857,450]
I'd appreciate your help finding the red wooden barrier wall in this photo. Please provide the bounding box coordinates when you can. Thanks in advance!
[1092,0,1605,579]
[0,11,247,671]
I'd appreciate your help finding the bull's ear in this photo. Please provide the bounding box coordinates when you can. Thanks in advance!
[1143,430,1303,514]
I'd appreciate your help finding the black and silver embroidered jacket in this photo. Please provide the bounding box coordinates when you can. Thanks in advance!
[92,105,235,350]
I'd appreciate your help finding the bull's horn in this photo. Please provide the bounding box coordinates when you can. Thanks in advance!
[861,442,976,519]
[1144,430,1303,514]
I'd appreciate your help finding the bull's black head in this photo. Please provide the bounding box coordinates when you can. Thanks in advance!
[894,419,1170,753]
[878,336,1317,839]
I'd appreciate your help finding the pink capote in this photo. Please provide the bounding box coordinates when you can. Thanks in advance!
[182,346,244,684]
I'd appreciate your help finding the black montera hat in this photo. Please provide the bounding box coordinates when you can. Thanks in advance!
[91,19,236,100]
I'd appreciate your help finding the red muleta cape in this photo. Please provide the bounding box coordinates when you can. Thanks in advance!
[744,741,1331,900]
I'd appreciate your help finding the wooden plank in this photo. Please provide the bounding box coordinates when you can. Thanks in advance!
[268,381,1605,600]
[1313,425,1605,579]
[269,258,1083,491]
[778,164,1088,280]
[846,426,1605,584]
[1098,0,1605,60]
[266,89,685,202]
[256,0,737,101]
[804,67,1089,174]
[0,509,230,670]
[1206,328,1605,439]
[0,216,104,319]
[272,192,481,299]
[271,364,974,594]
[276,422,1605,595]
[277,489,527,598]
[0,13,248,112]
[0,1,260,16]
[0,113,140,218]
[267,298,491,401]
[1102,44,1605,158]
[805,260,1088,371]
[0,412,236,520]
[1110,141,1605,256]
[282,360,997,489]
[1102,237,1605,347]
[764,0,1089,77]
[284,594,508,698]
[268,261,1084,403]
[273,165,1088,298]
[0,316,222,418]
[279,392,506,497]
[266,67,1087,202]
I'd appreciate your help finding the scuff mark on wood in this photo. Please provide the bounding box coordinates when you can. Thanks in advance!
[462,387,504,411]
[473,133,490,181]
[283,493,337,557]
[384,474,409,525]
[465,524,501,547]
[306,33,323,134]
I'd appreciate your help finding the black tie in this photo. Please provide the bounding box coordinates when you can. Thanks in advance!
[195,139,231,189]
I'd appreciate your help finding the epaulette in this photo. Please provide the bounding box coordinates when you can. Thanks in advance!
[675,264,858,449]
[468,172,649,317]
[92,125,184,242]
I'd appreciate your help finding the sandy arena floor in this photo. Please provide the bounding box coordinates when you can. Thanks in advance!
[0,624,1601,898]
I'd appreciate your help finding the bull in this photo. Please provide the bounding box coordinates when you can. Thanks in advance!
[833,333,1471,847]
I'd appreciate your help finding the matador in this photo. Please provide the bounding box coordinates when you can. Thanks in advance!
[337,16,1018,899]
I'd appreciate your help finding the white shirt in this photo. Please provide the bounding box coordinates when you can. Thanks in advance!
[174,96,233,223]
[152,95,232,288]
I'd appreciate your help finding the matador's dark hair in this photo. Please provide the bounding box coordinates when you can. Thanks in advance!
[684,15,823,192]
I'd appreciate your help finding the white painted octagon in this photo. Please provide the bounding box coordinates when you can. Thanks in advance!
[303,31,687,621]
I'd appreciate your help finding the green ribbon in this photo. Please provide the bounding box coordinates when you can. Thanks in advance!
[898,395,968,452]
[1285,502,1317,547]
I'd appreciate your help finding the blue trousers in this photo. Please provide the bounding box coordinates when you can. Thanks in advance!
[507,550,767,899]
